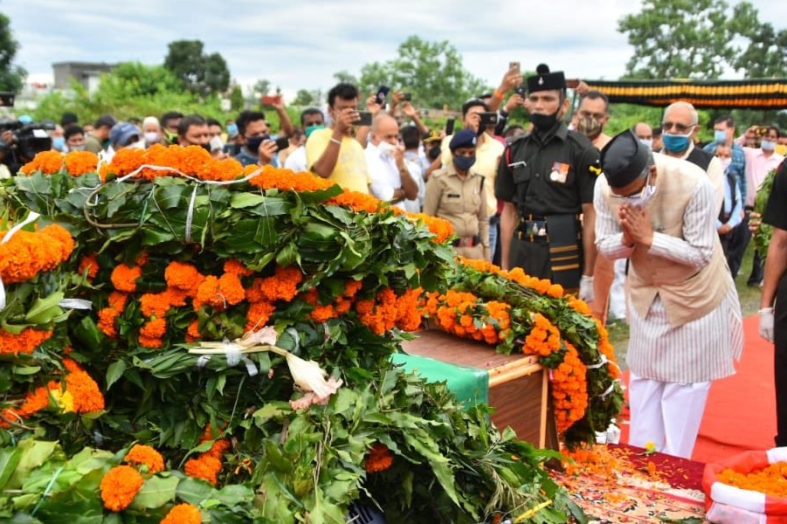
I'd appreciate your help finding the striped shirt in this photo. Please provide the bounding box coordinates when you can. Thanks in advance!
[594,176,744,383]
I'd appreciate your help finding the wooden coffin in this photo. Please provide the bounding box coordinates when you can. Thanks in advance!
[401,329,558,450]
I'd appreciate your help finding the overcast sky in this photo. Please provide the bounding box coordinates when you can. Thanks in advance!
[4,0,786,100]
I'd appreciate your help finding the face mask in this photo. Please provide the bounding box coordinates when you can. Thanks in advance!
[377,141,397,157]
[528,111,559,132]
[453,155,476,172]
[246,135,268,153]
[427,145,441,161]
[52,136,65,151]
[662,130,693,153]
[577,116,603,140]
[226,123,238,137]
[131,139,146,150]
[305,124,325,139]
[639,138,653,149]
[201,143,212,153]
[144,132,159,143]
[714,130,727,144]
[719,157,732,170]
[68,144,86,152]
[617,176,657,207]
[209,136,223,152]
[762,139,776,152]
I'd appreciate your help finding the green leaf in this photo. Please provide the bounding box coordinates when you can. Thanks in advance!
[214,484,254,506]
[73,317,104,353]
[176,476,215,505]
[7,440,58,489]
[229,192,265,208]
[105,361,126,390]
[129,475,179,510]
[0,448,21,490]
[24,292,64,324]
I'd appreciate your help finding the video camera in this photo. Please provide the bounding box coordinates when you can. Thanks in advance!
[0,120,55,162]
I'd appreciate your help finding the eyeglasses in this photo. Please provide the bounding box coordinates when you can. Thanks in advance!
[661,121,695,133]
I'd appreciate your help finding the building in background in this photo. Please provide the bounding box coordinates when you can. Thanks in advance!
[52,62,116,92]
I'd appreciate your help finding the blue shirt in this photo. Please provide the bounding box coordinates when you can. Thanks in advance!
[704,142,747,203]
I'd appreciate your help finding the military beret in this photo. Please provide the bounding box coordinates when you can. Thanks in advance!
[449,129,478,151]
[527,63,566,93]
[600,129,650,188]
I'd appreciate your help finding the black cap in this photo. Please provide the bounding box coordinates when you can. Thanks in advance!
[600,130,650,188]
[526,63,566,93]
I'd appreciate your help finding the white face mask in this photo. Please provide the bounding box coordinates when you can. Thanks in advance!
[719,157,732,170]
[377,141,397,157]
[639,138,653,150]
[613,173,657,207]
[144,131,159,143]
[209,135,223,152]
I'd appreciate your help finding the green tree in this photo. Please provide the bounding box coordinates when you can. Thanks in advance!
[96,62,181,98]
[332,70,358,85]
[293,89,314,106]
[253,79,271,97]
[163,40,230,96]
[728,2,787,78]
[356,36,488,109]
[229,85,244,111]
[618,0,736,79]
[0,12,26,93]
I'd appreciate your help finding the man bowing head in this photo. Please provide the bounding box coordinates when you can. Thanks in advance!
[594,129,744,459]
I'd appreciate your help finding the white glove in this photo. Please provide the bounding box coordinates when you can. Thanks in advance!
[760,307,774,343]
[579,275,594,303]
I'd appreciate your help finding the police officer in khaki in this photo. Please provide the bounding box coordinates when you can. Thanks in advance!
[424,129,490,260]
[497,63,600,295]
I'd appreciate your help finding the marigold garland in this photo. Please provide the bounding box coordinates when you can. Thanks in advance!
[161,503,202,524]
[124,444,165,474]
[0,224,74,284]
[110,264,142,293]
[19,151,65,175]
[365,443,394,473]
[100,465,144,511]
[63,151,100,176]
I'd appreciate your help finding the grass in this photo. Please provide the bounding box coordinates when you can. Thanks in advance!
[608,244,761,371]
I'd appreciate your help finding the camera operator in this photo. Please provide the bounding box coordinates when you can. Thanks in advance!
[0,121,54,174]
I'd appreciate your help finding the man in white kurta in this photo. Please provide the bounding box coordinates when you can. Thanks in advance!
[595,130,743,458]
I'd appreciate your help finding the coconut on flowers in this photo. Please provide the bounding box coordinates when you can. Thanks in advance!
[0,145,621,523]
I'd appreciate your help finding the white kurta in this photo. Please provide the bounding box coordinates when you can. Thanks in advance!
[594,176,744,384]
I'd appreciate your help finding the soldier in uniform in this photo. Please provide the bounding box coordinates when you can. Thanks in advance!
[424,129,490,260]
[496,64,600,296]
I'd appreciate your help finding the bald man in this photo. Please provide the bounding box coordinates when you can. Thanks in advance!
[365,113,418,210]
[634,122,653,149]
[660,102,724,209]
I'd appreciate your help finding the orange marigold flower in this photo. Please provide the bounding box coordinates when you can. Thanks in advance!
[20,150,64,175]
[218,273,245,306]
[365,443,393,473]
[78,253,99,280]
[344,280,363,298]
[311,304,337,322]
[164,261,202,292]
[205,439,230,459]
[64,150,99,176]
[247,265,303,303]
[97,308,120,338]
[184,455,222,486]
[161,503,202,524]
[125,444,165,474]
[187,320,201,340]
[100,465,144,512]
[0,225,74,284]
[140,292,170,318]
[223,259,253,276]
[0,328,52,356]
[18,386,51,417]
[327,190,381,213]
[110,264,142,293]
[63,359,105,413]
[195,275,223,309]
[140,318,166,339]
[245,301,275,332]
[139,336,164,349]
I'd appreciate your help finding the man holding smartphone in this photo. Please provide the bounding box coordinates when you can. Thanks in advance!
[306,83,371,194]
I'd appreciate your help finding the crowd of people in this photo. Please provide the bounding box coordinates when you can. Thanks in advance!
[2,62,787,461]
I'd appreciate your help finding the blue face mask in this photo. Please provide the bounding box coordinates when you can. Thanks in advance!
[246,134,269,154]
[227,123,238,136]
[52,136,65,151]
[453,155,476,172]
[662,131,692,153]
[714,130,727,144]
[305,124,325,139]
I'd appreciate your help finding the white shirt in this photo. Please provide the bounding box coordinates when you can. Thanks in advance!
[366,141,407,211]
[283,145,307,173]
[403,151,425,213]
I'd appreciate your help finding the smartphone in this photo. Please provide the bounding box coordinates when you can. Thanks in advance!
[445,118,455,136]
[274,137,290,150]
[509,61,520,74]
[261,95,282,106]
[515,84,526,97]
[479,112,498,127]
[223,143,241,156]
[402,93,412,101]
[375,86,390,107]
[356,111,373,126]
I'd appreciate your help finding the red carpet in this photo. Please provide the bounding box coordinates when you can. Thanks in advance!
[619,315,776,464]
